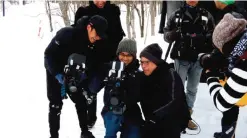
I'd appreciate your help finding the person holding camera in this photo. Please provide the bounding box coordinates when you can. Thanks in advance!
[206,13,247,138]
[139,43,190,138]
[74,0,125,127]
[102,38,143,138]
[44,15,108,138]
[163,0,215,130]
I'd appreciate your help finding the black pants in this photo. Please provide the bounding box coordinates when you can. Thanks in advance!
[46,71,88,138]
[220,106,239,138]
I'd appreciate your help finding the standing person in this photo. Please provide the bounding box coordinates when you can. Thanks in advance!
[139,43,190,138]
[163,0,215,130]
[44,15,108,138]
[74,0,125,127]
[206,13,247,138]
[102,38,143,138]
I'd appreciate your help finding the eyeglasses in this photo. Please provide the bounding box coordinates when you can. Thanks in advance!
[119,53,132,58]
[140,60,150,66]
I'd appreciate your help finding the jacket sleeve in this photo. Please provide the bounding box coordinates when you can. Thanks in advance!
[152,69,184,120]
[44,27,73,76]
[158,1,167,34]
[163,11,177,43]
[206,60,247,112]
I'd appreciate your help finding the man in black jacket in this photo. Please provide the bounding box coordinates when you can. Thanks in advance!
[74,0,125,126]
[44,15,108,138]
[139,43,190,138]
[163,0,215,130]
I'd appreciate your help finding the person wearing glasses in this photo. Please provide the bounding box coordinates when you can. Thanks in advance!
[102,38,143,138]
[44,15,108,138]
[139,43,190,138]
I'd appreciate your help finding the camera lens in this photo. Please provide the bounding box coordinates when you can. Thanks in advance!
[69,86,77,92]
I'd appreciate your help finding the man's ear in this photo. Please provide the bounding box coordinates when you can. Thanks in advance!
[87,24,91,31]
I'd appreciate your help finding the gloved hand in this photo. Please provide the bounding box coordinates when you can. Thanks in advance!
[60,84,67,99]
[55,74,64,85]
[82,91,96,105]
[165,29,180,42]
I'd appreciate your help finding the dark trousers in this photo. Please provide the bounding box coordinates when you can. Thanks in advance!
[46,71,88,138]
[220,106,239,138]
[142,120,181,138]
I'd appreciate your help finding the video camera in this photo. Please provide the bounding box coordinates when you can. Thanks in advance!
[199,49,230,79]
[104,61,126,115]
[63,53,94,104]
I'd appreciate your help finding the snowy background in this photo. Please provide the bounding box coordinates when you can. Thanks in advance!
[0,2,246,138]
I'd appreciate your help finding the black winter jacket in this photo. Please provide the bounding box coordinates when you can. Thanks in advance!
[44,17,109,78]
[140,62,189,126]
[164,5,215,61]
[102,59,143,125]
[74,1,125,62]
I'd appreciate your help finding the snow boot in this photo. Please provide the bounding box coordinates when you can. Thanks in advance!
[213,122,236,138]
[81,131,95,138]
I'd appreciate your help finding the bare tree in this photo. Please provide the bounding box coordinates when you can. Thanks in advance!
[126,1,131,38]
[134,1,145,38]
[58,1,70,26]
[130,2,136,39]
[45,0,53,32]
[150,1,156,36]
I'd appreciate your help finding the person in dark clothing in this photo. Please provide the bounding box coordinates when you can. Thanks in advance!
[74,0,125,126]
[163,0,215,130]
[158,1,183,34]
[102,38,143,138]
[44,15,108,138]
[139,43,190,138]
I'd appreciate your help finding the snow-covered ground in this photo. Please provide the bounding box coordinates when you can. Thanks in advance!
[0,2,246,138]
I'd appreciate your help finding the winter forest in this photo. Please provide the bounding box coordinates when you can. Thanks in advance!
[0,0,247,138]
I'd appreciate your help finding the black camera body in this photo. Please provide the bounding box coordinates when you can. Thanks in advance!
[64,53,88,96]
[104,61,126,114]
[199,49,230,80]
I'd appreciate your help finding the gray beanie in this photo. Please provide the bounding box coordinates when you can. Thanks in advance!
[213,13,247,49]
[116,38,137,57]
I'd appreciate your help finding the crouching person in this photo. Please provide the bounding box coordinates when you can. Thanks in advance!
[139,43,190,138]
[102,38,143,138]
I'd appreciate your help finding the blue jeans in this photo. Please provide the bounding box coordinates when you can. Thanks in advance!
[102,111,141,138]
[174,59,203,109]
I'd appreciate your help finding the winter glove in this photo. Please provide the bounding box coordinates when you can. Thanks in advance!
[82,90,96,105]
[55,74,64,85]
[165,29,180,43]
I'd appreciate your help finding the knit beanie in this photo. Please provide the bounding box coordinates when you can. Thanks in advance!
[213,13,247,50]
[116,38,137,57]
[218,0,235,5]
[140,43,163,65]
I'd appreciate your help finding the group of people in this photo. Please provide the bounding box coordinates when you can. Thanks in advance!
[44,0,247,138]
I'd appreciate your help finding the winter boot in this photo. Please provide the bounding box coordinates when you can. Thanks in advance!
[214,132,223,138]
[81,131,95,138]
[213,122,236,138]
[187,109,198,130]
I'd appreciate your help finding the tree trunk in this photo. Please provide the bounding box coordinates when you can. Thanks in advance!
[58,1,70,27]
[134,1,144,38]
[150,1,155,36]
[45,0,53,32]
[126,2,131,39]
[130,3,136,39]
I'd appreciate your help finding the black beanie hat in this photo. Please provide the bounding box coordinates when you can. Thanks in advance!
[140,43,163,65]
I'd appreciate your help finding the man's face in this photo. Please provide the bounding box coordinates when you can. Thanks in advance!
[118,52,134,66]
[186,0,199,7]
[87,25,101,44]
[140,57,157,76]
[93,0,106,8]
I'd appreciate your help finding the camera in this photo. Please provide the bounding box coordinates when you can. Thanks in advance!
[104,61,126,114]
[199,49,230,80]
[63,53,95,103]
